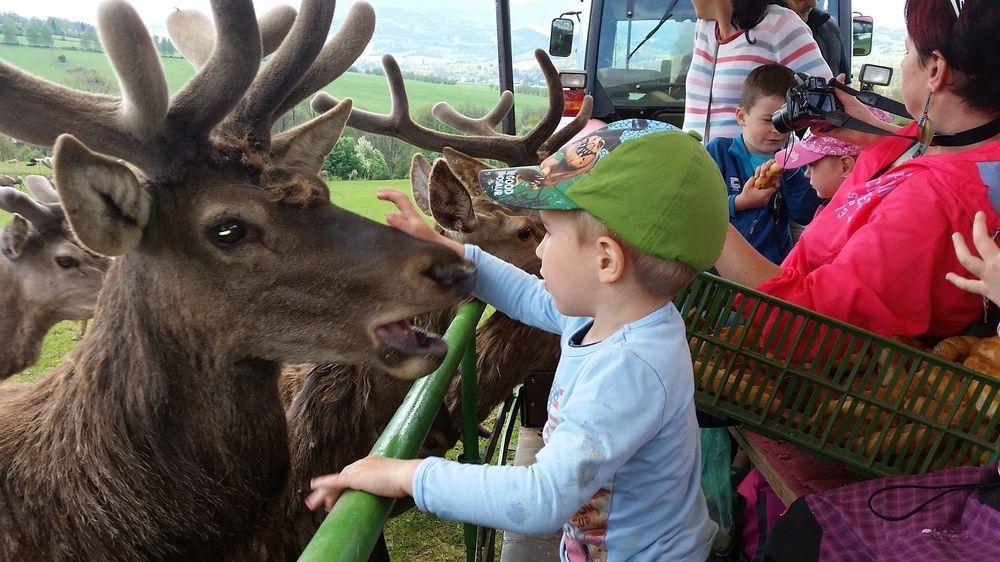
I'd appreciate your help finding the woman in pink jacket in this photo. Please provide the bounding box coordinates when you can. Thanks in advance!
[714,0,1000,338]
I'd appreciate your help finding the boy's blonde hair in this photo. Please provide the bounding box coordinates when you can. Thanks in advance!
[570,210,698,298]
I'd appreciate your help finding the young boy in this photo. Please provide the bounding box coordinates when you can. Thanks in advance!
[305,120,728,561]
[704,64,821,264]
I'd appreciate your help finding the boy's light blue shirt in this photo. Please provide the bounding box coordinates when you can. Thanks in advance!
[412,245,716,562]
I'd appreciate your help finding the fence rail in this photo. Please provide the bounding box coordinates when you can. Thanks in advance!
[299,300,488,562]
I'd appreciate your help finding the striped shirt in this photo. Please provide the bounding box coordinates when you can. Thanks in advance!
[682,5,833,142]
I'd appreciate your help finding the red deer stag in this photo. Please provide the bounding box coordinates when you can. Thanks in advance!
[0,1,473,559]
[0,176,110,378]
[169,9,587,557]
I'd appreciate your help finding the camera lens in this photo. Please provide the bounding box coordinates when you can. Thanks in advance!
[772,105,796,134]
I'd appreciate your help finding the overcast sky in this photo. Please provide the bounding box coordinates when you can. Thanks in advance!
[5,0,907,30]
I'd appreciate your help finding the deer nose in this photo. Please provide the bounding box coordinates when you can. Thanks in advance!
[424,262,476,297]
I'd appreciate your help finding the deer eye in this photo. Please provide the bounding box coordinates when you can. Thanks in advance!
[55,255,80,269]
[209,221,248,248]
[517,227,533,241]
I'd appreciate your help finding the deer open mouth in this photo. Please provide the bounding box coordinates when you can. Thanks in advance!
[373,320,448,367]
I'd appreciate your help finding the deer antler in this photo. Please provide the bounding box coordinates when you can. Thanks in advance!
[168,5,297,71]
[0,0,261,177]
[312,49,593,166]
[218,0,339,149]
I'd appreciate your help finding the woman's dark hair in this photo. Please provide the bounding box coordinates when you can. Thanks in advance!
[906,0,1000,114]
[732,1,785,43]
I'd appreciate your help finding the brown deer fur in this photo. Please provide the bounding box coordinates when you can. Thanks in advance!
[0,1,473,559]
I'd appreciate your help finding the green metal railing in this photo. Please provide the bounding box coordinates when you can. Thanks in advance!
[300,300,517,561]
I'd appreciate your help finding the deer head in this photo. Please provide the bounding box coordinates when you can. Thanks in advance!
[411,149,544,275]
[0,177,110,322]
[0,0,473,380]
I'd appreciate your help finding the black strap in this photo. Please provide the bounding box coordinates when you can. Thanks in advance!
[827,79,1000,148]
[867,468,1000,522]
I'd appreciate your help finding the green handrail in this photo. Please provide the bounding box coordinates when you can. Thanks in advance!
[299,300,487,562]
[460,342,480,561]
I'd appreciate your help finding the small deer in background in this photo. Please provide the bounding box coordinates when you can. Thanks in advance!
[0,176,110,378]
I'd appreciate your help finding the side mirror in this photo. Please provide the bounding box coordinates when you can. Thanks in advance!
[549,17,574,58]
[852,15,874,57]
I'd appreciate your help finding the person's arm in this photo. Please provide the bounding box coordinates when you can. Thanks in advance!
[376,188,566,334]
[682,19,713,135]
[464,244,566,335]
[781,168,822,225]
[714,225,783,288]
[411,351,667,534]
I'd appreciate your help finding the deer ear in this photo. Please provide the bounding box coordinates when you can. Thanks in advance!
[1,215,31,260]
[53,134,151,257]
[429,159,477,233]
[24,175,60,204]
[442,147,490,196]
[271,98,353,174]
[410,153,433,216]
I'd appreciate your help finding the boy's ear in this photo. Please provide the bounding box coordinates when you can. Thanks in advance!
[596,235,628,285]
[735,106,748,128]
[840,155,857,177]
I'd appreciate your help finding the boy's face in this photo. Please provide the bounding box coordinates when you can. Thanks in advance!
[805,154,856,199]
[736,95,789,156]
[536,210,602,317]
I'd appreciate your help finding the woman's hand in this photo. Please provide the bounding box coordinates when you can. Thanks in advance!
[810,74,902,148]
[946,211,1000,307]
[304,456,422,513]
[377,189,465,257]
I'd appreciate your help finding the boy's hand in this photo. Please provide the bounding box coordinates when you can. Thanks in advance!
[946,211,1000,306]
[734,161,779,211]
[377,189,465,257]
[304,456,422,513]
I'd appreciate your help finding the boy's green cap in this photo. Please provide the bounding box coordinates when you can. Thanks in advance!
[477,119,728,270]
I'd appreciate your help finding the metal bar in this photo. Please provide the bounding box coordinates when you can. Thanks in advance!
[460,343,480,562]
[299,300,488,562]
[495,0,516,134]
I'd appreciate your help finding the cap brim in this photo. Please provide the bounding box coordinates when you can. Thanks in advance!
[775,146,824,169]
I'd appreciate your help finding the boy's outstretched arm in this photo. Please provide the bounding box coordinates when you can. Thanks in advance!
[947,211,1000,307]
[379,188,567,335]
[305,457,422,513]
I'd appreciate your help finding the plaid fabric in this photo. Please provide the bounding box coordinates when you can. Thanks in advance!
[804,465,1000,561]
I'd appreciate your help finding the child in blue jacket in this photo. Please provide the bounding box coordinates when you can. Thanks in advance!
[705,64,821,264]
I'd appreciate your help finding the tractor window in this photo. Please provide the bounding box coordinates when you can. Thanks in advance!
[595,0,697,111]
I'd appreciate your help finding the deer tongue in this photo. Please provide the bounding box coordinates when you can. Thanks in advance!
[374,320,447,360]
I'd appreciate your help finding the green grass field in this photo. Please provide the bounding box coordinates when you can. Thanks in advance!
[0,177,493,560]
[0,42,549,116]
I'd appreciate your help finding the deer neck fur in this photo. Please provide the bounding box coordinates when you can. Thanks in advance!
[0,262,60,379]
[0,255,290,560]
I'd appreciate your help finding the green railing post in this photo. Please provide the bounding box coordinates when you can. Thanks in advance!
[299,300,487,562]
[460,342,480,562]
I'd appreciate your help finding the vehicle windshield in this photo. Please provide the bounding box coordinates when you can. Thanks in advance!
[595,0,697,111]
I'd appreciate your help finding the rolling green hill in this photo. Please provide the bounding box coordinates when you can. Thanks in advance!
[0,42,550,115]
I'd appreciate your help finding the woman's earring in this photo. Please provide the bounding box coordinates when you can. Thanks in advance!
[915,92,934,156]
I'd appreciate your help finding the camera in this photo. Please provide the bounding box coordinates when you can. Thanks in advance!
[771,73,842,134]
